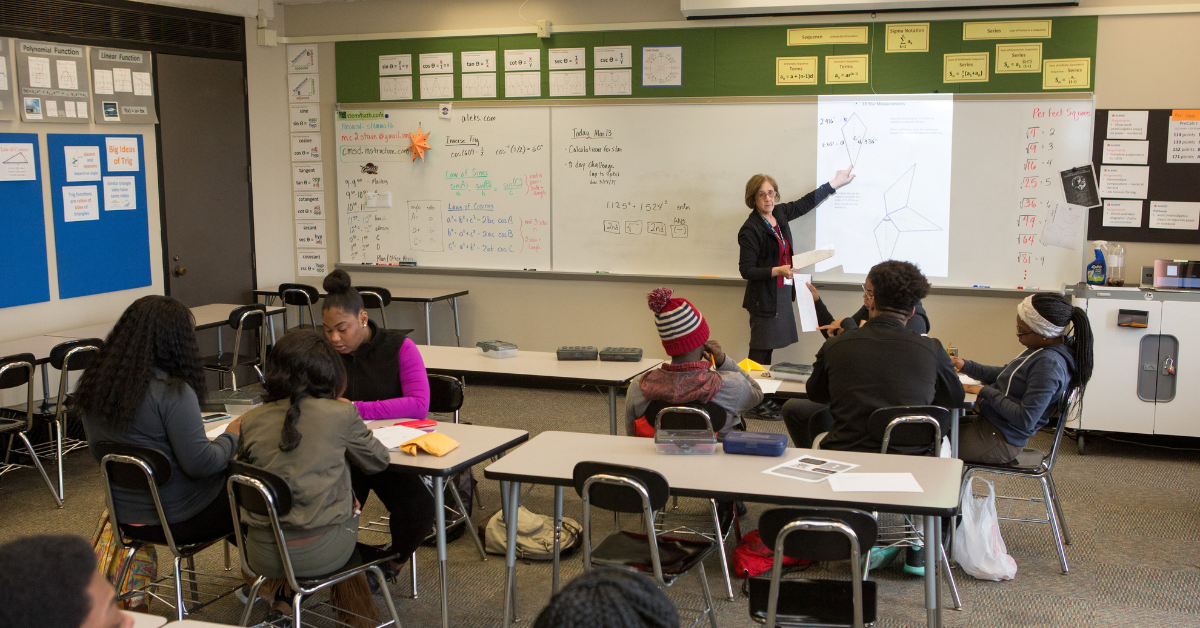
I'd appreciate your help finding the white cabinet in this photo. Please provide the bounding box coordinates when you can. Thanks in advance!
[1152,301,1200,437]
[1078,288,1200,440]
[1078,297,1159,435]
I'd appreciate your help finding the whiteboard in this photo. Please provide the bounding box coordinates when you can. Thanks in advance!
[335,98,1093,290]
[335,106,551,270]
[550,99,1093,289]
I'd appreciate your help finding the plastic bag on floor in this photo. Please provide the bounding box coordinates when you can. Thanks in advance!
[953,477,1018,581]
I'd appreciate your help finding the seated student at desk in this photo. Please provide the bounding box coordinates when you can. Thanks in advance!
[807,282,931,336]
[236,329,390,621]
[781,261,963,452]
[951,293,1093,464]
[320,269,435,581]
[78,296,241,543]
[625,288,763,438]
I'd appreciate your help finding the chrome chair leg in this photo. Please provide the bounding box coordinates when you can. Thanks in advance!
[292,590,304,628]
[696,561,719,628]
[1039,476,1069,574]
[19,433,62,507]
[55,419,65,502]
[173,557,186,620]
[224,540,232,570]
[940,538,962,610]
[1046,473,1071,545]
[450,481,487,561]
[410,553,418,598]
[240,576,265,626]
[186,555,200,604]
[707,499,734,601]
[372,565,404,628]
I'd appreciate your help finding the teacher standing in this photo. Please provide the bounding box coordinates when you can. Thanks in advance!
[738,168,855,366]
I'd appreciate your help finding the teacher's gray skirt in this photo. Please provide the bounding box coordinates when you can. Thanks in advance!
[749,285,799,350]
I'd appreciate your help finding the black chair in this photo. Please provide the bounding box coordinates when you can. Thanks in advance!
[644,403,737,600]
[278,283,320,329]
[355,286,393,330]
[201,304,267,391]
[2,338,101,502]
[962,387,1080,574]
[0,354,62,507]
[574,461,718,628]
[749,508,878,628]
[227,461,404,628]
[865,406,961,609]
[96,442,241,620]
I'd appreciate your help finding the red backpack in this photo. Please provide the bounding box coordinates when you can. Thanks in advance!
[732,529,809,578]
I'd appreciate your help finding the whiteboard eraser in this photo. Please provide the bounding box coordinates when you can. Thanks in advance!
[366,192,392,208]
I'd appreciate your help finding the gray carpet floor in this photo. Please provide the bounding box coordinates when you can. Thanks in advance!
[2,384,1198,627]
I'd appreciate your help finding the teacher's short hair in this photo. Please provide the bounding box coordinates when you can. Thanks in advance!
[744,174,779,210]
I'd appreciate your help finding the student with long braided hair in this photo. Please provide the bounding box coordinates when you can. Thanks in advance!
[79,296,241,543]
[235,329,389,620]
[952,292,1093,464]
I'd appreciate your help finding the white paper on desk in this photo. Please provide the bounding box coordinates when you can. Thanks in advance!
[755,378,784,394]
[958,373,983,386]
[828,473,923,493]
[795,273,819,332]
[764,455,858,483]
[372,425,428,450]
[205,424,228,438]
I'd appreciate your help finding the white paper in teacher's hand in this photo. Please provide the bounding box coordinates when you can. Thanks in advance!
[828,472,923,493]
[763,455,858,483]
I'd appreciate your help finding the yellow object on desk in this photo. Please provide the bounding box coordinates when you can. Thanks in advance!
[737,358,767,372]
[399,432,459,456]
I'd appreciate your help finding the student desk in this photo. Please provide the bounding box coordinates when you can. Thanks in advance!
[416,345,662,435]
[485,431,963,628]
[254,286,468,346]
[124,611,168,628]
[206,418,527,628]
[45,304,286,339]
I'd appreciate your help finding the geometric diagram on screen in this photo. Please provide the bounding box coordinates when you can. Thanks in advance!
[842,113,869,166]
[874,164,941,261]
[4,151,29,164]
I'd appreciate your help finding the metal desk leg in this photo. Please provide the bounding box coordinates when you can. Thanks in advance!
[923,515,941,628]
[451,297,461,347]
[608,386,618,435]
[435,476,449,628]
[425,303,432,345]
[553,487,563,595]
[40,364,50,404]
[503,481,521,628]
[950,408,961,458]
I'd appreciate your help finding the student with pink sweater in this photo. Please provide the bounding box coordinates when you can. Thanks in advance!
[320,269,435,581]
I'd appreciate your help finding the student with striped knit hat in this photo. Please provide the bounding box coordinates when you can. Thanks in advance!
[624,287,764,438]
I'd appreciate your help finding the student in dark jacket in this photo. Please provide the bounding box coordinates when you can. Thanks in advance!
[807,282,931,336]
[952,293,1093,464]
[77,296,241,543]
[320,269,435,580]
[737,168,855,366]
[781,261,963,452]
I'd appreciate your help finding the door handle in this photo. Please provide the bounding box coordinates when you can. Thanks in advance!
[1163,356,1176,376]
[173,265,187,277]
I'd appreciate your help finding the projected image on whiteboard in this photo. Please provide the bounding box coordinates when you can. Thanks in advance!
[816,98,953,277]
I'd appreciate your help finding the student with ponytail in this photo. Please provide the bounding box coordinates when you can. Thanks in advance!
[235,329,389,617]
[319,268,436,582]
[952,292,1093,465]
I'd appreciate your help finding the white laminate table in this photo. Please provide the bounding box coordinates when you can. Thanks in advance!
[45,304,286,339]
[123,611,168,628]
[416,345,663,435]
[255,285,469,346]
[485,431,964,628]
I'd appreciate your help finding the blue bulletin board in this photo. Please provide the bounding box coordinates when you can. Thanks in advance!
[0,134,51,309]
[47,134,151,299]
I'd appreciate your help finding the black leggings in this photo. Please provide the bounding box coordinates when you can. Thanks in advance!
[748,348,773,365]
[350,467,437,562]
[120,492,234,546]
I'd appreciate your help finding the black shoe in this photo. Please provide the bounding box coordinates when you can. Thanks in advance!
[735,501,748,517]
[366,569,381,595]
[266,609,290,626]
[717,501,735,536]
[745,399,783,422]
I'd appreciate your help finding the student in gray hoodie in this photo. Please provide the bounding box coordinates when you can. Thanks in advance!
[953,293,1093,464]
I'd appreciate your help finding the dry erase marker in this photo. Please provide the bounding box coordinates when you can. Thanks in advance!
[972,285,990,288]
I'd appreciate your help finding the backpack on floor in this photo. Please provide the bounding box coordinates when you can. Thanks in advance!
[481,506,582,560]
[732,528,807,578]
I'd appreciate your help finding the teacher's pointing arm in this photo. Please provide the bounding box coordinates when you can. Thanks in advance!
[776,165,857,222]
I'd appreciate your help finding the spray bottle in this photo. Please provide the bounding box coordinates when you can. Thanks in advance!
[1086,240,1107,285]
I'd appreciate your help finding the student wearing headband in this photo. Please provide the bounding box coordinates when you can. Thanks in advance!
[952,292,1093,464]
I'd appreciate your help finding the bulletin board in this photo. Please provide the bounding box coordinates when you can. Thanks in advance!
[0,133,51,309]
[47,133,151,299]
[1088,109,1200,244]
[334,16,1097,102]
